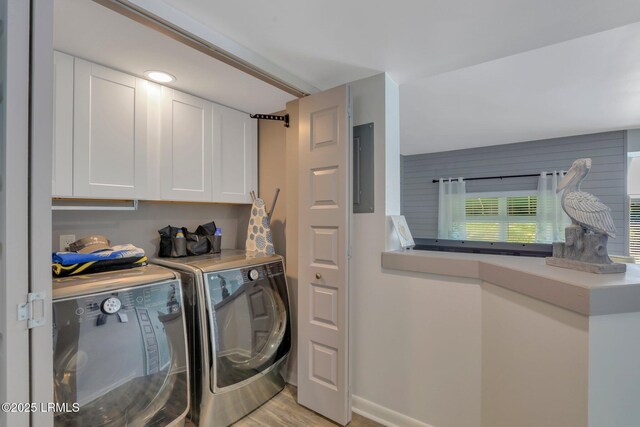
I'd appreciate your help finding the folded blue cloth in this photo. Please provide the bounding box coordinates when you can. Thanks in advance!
[52,244,145,266]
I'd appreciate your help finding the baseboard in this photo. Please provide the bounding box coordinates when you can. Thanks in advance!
[352,395,434,427]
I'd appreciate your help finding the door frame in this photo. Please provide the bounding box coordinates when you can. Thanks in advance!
[29,0,54,425]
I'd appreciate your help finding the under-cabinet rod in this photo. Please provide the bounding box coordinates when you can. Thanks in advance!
[51,200,139,211]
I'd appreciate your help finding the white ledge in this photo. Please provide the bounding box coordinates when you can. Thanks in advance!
[382,249,640,316]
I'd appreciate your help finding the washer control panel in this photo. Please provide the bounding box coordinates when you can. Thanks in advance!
[248,269,260,281]
[101,297,122,314]
[239,261,284,283]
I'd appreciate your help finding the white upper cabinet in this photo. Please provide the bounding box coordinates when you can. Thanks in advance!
[52,53,258,204]
[212,104,257,204]
[160,87,213,202]
[144,81,163,201]
[52,51,74,197]
[73,59,148,199]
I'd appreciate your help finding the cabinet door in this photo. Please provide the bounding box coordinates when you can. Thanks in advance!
[212,104,257,204]
[52,51,73,197]
[144,81,163,201]
[73,59,147,199]
[160,88,213,201]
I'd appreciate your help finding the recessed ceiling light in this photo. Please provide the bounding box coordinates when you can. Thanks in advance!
[144,70,176,83]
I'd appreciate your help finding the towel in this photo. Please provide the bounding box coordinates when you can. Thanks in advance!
[52,244,145,266]
[52,256,148,277]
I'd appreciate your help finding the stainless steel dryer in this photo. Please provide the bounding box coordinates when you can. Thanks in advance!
[52,265,190,427]
[152,250,291,427]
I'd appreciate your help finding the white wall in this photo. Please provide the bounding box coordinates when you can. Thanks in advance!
[589,311,640,426]
[350,74,482,427]
[351,272,482,427]
[481,283,588,427]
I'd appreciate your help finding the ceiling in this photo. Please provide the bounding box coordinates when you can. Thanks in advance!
[154,0,640,88]
[53,0,296,114]
[134,0,640,154]
[401,22,640,154]
[57,0,640,155]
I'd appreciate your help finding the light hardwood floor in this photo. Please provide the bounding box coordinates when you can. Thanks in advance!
[231,385,383,427]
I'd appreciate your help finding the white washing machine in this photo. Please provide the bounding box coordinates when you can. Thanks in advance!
[152,250,291,426]
[52,265,190,426]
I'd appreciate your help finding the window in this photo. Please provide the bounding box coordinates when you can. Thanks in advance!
[465,192,538,243]
[631,199,640,262]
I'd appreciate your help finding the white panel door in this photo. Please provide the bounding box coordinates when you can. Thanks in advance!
[73,59,148,199]
[212,104,256,204]
[161,87,213,202]
[298,84,351,425]
[0,1,31,425]
[52,51,73,197]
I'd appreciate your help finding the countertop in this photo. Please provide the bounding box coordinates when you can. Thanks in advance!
[382,249,640,316]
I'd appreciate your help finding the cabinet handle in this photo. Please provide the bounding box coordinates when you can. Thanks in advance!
[315,273,322,280]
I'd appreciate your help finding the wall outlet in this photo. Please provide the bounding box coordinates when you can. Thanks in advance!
[59,234,76,252]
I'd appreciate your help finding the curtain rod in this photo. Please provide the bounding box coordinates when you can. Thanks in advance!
[431,171,566,183]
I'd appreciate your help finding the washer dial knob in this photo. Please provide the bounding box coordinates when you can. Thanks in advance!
[101,297,122,314]
[248,269,260,281]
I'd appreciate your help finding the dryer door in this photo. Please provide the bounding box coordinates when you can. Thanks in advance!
[52,280,189,426]
[205,262,290,391]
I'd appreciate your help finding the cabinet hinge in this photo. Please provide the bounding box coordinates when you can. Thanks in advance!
[18,292,46,329]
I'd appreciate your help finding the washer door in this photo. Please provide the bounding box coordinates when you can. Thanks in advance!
[52,281,189,426]
[205,266,288,390]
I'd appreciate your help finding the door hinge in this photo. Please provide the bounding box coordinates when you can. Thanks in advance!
[18,292,46,329]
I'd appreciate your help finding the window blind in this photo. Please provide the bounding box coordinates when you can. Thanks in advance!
[631,199,640,262]
[464,195,537,243]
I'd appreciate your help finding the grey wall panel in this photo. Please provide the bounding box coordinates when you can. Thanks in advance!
[401,131,628,255]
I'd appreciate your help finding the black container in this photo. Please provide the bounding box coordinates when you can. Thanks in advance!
[211,235,221,254]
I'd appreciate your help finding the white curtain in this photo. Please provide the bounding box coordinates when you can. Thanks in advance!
[536,171,571,242]
[438,178,467,239]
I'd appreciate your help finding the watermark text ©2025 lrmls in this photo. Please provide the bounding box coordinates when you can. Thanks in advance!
[1,402,79,413]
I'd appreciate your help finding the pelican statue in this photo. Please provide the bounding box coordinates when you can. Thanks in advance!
[557,158,616,238]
